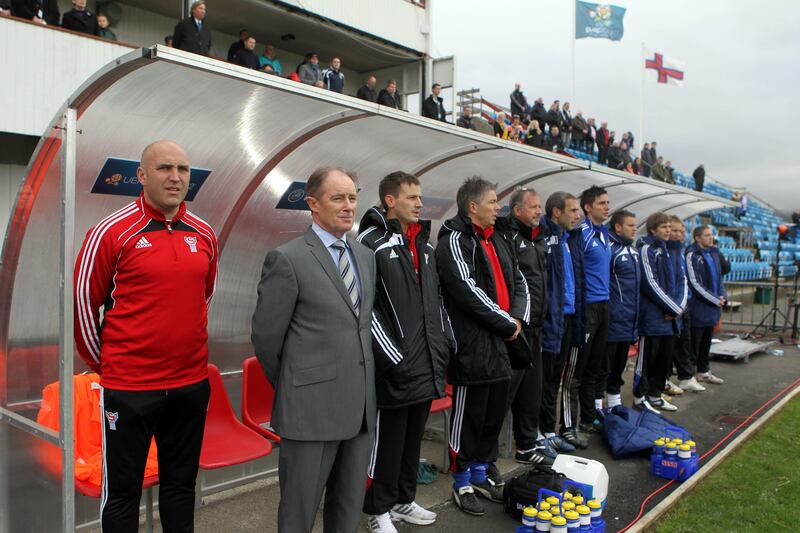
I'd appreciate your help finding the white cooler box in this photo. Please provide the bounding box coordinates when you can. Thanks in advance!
[552,454,609,505]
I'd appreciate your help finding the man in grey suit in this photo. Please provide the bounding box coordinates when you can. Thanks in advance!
[251,167,377,533]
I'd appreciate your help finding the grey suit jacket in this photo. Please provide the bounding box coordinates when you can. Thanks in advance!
[251,227,377,441]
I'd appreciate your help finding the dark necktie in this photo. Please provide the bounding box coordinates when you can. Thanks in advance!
[331,240,360,315]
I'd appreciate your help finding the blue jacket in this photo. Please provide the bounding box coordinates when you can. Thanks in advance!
[541,217,586,354]
[637,235,687,337]
[608,231,641,342]
[667,239,689,331]
[685,243,727,327]
[579,218,611,304]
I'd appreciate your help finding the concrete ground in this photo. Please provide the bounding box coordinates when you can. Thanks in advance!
[118,334,800,533]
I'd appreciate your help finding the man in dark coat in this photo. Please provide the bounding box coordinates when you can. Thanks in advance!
[10,0,59,25]
[232,36,260,70]
[172,1,212,57]
[227,29,248,62]
[422,83,448,122]
[596,122,610,165]
[378,80,402,110]
[358,172,452,532]
[640,143,653,177]
[356,75,378,103]
[437,177,528,517]
[532,98,548,134]
[61,0,98,36]
[693,164,706,192]
[545,101,562,133]
[510,83,529,119]
[457,107,477,130]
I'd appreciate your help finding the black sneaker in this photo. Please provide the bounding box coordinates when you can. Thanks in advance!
[633,398,661,415]
[452,486,485,516]
[470,480,505,503]
[515,447,555,467]
[485,462,505,487]
[579,418,604,434]
[560,427,589,449]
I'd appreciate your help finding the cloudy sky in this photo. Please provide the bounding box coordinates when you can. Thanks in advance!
[430,0,800,216]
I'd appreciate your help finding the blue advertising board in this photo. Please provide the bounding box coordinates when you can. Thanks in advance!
[90,157,212,201]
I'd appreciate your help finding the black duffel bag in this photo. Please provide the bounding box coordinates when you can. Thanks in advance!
[502,468,568,519]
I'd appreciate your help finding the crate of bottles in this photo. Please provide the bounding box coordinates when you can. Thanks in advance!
[650,426,698,481]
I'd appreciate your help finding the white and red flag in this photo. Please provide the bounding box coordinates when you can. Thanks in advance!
[644,48,686,87]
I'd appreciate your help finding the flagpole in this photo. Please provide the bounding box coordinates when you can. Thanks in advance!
[639,42,645,154]
[571,0,576,106]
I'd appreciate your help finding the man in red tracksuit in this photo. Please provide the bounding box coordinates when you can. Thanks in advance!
[74,140,218,532]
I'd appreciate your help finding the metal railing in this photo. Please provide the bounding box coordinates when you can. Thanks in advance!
[722,278,799,331]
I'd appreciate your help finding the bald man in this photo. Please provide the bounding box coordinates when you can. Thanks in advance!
[74,140,218,532]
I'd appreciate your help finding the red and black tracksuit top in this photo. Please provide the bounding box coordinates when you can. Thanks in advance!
[74,196,218,391]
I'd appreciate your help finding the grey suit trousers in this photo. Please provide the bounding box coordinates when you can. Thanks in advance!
[278,427,372,533]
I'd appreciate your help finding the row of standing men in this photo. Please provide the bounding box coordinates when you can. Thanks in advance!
[73,141,727,533]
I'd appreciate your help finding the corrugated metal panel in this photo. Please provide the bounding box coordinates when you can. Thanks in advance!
[0,164,25,241]
[0,17,135,137]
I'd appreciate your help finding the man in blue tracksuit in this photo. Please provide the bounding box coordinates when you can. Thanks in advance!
[539,192,586,451]
[635,212,687,414]
[685,225,727,386]
[602,210,641,408]
[573,186,611,440]
[664,217,690,398]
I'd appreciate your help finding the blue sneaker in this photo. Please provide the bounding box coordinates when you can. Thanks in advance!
[535,438,559,461]
[545,434,576,453]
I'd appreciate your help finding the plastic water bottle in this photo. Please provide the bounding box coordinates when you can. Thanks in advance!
[571,495,584,506]
[664,442,678,460]
[564,510,580,532]
[678,444,693,481]
[563,492,574,501]
[576,505,592,531]
[587,499,604,532]
[652,438,665,456]
[671,437,683,446]
[686,439,697,455]
[518,506,538,533]
[562,501,576,514]
[550,505,561,516]
[538,501,551,513]
[546,496,560,506]
[551,515,568,533]
[536,510,553,532]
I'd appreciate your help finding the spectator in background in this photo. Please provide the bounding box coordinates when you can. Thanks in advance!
[511,114,524,137]
[693,164,705,192]
[97,13,116,40]
[665,161,675,184]
[61,0,99,35]
[544,126,564,152]
[322,57,345,93]
[378,80,402,109]
[626,131,635,152]
[532,98,548,134]
[356,75,378,102]
[227,30,249,61]
[172,1,211,56]
[792,210,800,224]
[525,121,544,148]
[10,0,60,25]
[457,107,477,130]
[298,53,321,85]
[585,118,596,155]
[571,111,587,151]
[0,1,9,16]
[652,156,667,182]
[510,83,530,120]
[632,157,643,176]
[259,44,282,75]
[650,141,658,164]
[621,132,630,153]
[546,101,562,133]
[493,112,508,139]
[422,83,448,122]
[561,102,573,148]
[596,122,610,165]
[619,142,632,171]
[640,143,653,177]
[606,142,621,170]
[164,34,173,47]
[232,36,260,70]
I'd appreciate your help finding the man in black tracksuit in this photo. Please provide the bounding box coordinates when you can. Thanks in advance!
[495,188,551,467]
[437,177,529,517]
[357,172,452,533]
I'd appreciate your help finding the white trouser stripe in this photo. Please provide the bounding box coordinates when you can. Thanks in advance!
[367,410,381,478]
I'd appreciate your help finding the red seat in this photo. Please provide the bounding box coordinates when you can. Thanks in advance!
[430,393,453,472]
[241,357,281,443]
[200,364,273,470]
[75,475,159,499]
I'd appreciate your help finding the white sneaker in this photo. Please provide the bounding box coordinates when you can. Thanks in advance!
[651,396,678,412]
[391,501,437,525]
[367,512,398,533]
[634,398,661,414]
[679,377,707,392]
[697,372,724,384]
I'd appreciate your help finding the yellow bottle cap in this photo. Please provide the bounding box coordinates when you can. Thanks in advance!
[563,491,574,500]
[550,506,561,515]
[552,516,567,526]
[665,442,677,449]
[546,496,560,505]
[564,510,580,520]
[686,440,696,447]
[538,511,553,521]
[523,506,538,518]
[538,501,551,511]
[671,438,683,444]
[679,444,691,451]
[562,501,575,512]
[587,499,602,509]
[576,505,590,515]
[571,496,584,505]
[654,438,666,445]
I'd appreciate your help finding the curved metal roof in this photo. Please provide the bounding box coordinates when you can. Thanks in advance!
[1,45,736,381]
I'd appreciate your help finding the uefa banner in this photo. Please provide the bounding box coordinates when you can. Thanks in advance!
[575,1,626,41]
